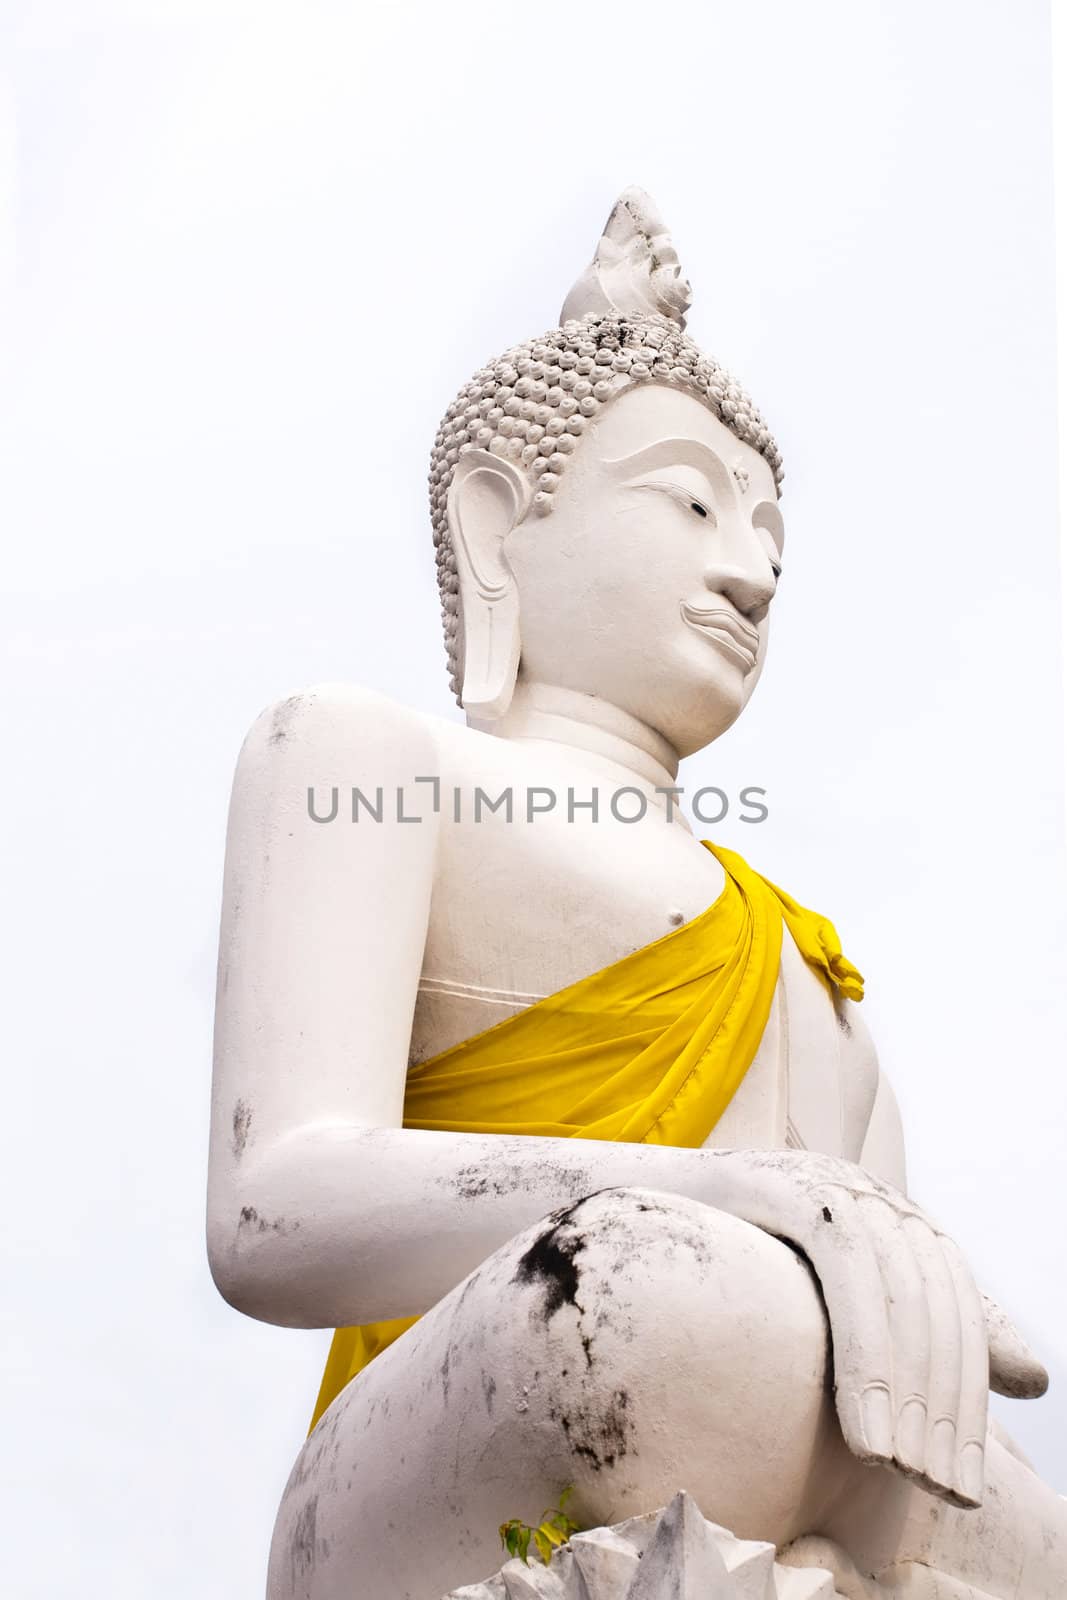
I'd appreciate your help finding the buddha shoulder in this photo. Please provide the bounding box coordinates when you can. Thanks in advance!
[235,682,443,790]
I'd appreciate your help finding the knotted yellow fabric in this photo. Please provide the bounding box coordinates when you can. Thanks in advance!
[309,842,862,1431]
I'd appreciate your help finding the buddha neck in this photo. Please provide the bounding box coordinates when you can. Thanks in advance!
[470,681,683,812]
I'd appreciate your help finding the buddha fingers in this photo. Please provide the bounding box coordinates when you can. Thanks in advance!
[801,1181,987,1506]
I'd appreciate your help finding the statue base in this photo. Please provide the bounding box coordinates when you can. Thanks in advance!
[441,1492,1000,1600]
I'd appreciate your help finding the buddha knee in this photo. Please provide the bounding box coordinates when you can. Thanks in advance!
[490,1188,839,1534]
[505,1186,828,1376]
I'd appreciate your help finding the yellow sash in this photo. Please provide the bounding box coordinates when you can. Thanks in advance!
[309,842,862,1430]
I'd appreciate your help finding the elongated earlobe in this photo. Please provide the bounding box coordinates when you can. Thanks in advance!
[447,449,531,719]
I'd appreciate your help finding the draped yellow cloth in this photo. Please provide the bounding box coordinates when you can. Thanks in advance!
[309,841,863,1431]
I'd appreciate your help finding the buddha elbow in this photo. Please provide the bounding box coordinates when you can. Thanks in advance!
[209,1251,267,1322]
[206,1205,321,1328]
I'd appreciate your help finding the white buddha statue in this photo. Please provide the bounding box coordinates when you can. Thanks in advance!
[207,190,1066,1600]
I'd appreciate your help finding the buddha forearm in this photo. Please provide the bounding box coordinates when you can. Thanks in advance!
[207,1122,722,1328]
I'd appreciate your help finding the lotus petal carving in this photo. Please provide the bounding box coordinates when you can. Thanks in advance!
[441,1491,848,1599]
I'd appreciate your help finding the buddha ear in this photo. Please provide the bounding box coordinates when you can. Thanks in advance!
[447,448,531,720]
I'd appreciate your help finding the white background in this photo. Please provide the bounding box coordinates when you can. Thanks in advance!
[3,3,1066,1596]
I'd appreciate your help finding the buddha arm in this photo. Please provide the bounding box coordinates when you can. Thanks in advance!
[207,682,804,1327]
[208,685,1042,1512]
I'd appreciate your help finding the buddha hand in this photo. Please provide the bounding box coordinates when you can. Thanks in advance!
[711,1149,1048,1508]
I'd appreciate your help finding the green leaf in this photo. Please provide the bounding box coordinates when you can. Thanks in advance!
[500,1521,522,1560]
[498,1486,580,1571]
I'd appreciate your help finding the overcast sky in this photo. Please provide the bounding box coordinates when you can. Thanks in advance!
[4,3,1065,1597]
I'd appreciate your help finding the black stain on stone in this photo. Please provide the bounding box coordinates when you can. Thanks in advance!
[453,1166,497,1201]
[554,1387,632,1473]
[512,1200,590,1319]
[231,1099,253,1161]
[289,1494,318,1587]
[821,1205,833,1224]
[447,1160,594,1205]
[481,1373,497,1415]
[269,693,308,747]
[238,1205,294,1236]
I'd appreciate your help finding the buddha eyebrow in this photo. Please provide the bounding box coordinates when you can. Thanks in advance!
[603,437,734,501]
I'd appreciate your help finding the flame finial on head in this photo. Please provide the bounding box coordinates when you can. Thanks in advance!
[559,187,693,328]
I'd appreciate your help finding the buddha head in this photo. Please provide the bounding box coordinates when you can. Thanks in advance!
[431,190,785,760]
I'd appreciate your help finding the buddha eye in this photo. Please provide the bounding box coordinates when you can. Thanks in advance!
[771,560,782,580]
[631,479,717,524]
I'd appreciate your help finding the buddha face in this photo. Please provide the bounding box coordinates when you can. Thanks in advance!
[501,383,784,758]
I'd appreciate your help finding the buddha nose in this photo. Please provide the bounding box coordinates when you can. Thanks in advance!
[704,524,778,623]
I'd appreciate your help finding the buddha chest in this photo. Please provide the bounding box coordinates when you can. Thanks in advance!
[409,738,865,1161]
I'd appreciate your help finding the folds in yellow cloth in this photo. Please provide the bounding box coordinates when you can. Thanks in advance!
[309,841,863,1432]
